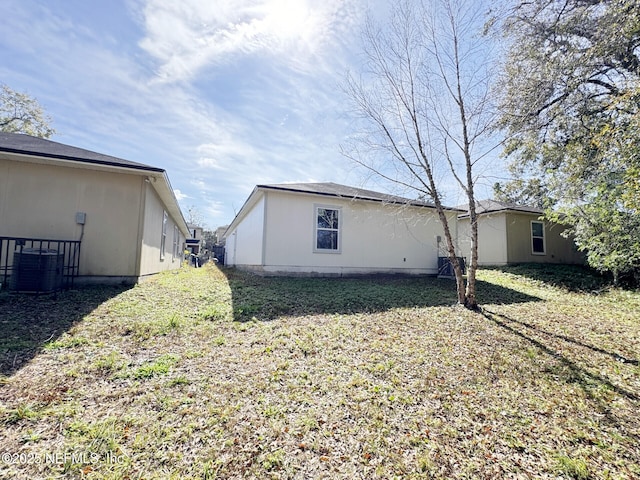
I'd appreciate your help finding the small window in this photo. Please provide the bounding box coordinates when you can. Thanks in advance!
[160,211,168,260]
[531,221,545,255]
[172,225,179,260]
[315,206,341,252]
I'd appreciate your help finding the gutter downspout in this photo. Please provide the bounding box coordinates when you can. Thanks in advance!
[261,191,268,267]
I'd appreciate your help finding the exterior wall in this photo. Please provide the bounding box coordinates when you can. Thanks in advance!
[459,213,508,266]
[139,183,185,276]
[0,157,187,283]
[0,157,142,278]
[505,212,585,264]
[225,194,265,267]
[188,225,203,242]
[215,226,228,246]
[253,190,450,275]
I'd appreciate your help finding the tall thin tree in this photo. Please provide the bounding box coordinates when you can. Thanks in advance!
[342,0,497,309]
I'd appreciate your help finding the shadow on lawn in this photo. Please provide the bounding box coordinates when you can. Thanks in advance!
[0,285,131,376]
[221,268,541,322]
[485,263,610,293]
[487,310,639,367]
[482,309,640,441]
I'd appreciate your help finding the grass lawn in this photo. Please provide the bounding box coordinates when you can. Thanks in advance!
[0,264,639,479]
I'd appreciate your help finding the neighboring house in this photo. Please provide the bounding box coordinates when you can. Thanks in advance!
[214,225,229,246]
[186,223,203,255]
[223,182,460,276]
[457,200,585,266]
[0,132,190,286]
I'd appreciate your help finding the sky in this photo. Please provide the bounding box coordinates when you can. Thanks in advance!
[0,0,503,229]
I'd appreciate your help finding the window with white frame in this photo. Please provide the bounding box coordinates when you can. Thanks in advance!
[160,211,168,260]
[531,221,545,255]
[315,205,341,252]
[172,225,179,260]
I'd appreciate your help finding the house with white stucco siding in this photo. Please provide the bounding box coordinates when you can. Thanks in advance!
[224,184,585,277]
[224,183,460,276]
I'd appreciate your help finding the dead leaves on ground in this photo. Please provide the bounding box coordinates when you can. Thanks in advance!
[0,265,638,479]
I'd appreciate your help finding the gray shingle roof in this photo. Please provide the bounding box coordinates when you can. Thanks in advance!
[258,182,438,208]
[457,199,543,217]
[0,132,162,172]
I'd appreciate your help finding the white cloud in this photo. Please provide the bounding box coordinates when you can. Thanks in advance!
[203,200,226,222]
[173,189,190,201]
[0,0,372,228]
[190,179,208,191]
[138,0,362,82]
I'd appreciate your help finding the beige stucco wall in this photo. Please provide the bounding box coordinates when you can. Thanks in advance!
[254,190,452,275]
[505,213,585,264]
[458,213,509,266]
[0,157,142,277]
[0,156,187,282]
[139,182,185,276]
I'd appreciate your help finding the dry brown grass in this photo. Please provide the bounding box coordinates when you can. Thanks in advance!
[0,264,638,479]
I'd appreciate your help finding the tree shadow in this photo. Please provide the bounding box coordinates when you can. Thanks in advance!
[482,308,640,442]
[484,264,610,293]
[220,268,541,322]
[0,285,131,376]
[486,310,639,366]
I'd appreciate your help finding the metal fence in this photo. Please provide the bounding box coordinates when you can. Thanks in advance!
[437,256,466,278]
[211,245,225,265]
[0,237,81,293]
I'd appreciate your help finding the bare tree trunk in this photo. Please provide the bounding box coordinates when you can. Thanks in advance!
[432,195,466,305]
[465,202,479,309]
[342,0,495,309]
[436,0,485,310]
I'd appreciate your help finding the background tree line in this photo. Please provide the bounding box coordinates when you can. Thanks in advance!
[493,0,640,285]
